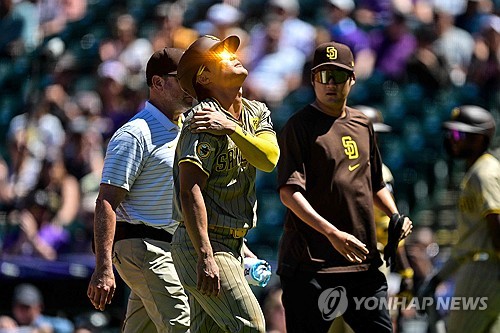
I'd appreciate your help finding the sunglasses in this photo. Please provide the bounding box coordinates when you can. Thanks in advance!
[314,70,351,84]
[446,129,466,141]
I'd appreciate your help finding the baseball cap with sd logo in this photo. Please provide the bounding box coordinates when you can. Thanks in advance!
[311,41,355,73]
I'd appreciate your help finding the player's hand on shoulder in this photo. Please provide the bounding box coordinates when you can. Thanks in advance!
[328,230,369,263]
[197,253,221,296]
[190,107,235,136]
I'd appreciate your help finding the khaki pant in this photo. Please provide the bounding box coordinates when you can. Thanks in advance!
[113,238,190,333]
[171,226,265,333]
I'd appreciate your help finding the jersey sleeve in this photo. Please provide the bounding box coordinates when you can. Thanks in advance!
[254,101,275,135]
[277,117,307,191]
[101,130,145,191]
[478,165,500,216]
[176,128,220,177]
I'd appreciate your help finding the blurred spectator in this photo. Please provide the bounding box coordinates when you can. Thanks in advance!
[114,14,153,88]
[405,23,450,98]
[150,1,198,51]
[466,14,500,105]
[96,60,137,136]
[0,154,16,211]
[322,0,375,80]
[198,2,249,50]
[73,311,110,333]
[61,0,87,23]
[11,0,39,52]
[0,0,24,58]
[433,6,475,86]
[6,96,66,200]
[11,283,74,333]
[3,153,80,260]
[244,16,306,107]
[39,0,68,39]
[455,0,491,35]
[62,93,106,180]
[369,12,417,82]
[247,0,316,64]
[354,0,395,27]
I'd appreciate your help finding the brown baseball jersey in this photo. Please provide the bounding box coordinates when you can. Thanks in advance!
[277,104,385,275]
[173,97,275,229]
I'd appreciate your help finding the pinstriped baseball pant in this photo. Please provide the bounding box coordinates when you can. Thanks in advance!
[171,225,266,333]
[446,260,500,333]
[113,238,191,333]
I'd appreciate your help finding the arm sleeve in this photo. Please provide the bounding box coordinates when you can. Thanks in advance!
[229,126,279,172]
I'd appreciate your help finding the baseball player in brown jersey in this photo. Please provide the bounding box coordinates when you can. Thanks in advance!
[277,41,412,333]
[419,105,500,333]
[171,35,279,333]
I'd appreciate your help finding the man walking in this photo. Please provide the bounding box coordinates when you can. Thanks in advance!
[277,41,412,332]
[172,35,279,332]
[87,48,191,333]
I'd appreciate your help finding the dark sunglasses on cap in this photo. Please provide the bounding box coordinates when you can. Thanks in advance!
[445,129,467,141]
[314,70,351,84]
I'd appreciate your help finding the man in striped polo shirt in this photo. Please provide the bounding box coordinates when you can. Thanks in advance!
[87,48,191,333]
[172,35,280,332]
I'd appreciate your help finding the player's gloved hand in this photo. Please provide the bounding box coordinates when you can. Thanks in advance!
[384,214,412,268]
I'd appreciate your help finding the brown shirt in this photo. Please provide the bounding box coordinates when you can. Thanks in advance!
[277,104,385,275]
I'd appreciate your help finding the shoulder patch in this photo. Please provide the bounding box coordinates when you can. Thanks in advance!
[196,142,213,159]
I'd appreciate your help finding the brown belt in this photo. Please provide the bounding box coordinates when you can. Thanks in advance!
[207,224,248,239]
[114,222,173,243]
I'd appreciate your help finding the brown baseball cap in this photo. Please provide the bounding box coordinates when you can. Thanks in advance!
[177,35,240,98]
[311,41,355,72]
[443,105,496,140]
[146,47,184,87]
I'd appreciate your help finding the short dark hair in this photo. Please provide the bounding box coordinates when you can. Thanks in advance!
[145,48,184,87]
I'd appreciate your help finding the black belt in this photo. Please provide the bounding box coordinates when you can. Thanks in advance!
[114,222,173,243]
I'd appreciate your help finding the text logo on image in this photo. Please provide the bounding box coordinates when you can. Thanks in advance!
[318,286,348,321]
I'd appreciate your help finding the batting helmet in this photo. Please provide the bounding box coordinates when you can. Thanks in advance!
[355,105,392,133]
[442,105,496,141]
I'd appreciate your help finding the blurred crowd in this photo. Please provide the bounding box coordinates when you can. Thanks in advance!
[0,0,498,332]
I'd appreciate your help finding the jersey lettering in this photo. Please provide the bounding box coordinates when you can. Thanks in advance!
[215,147,247,172]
